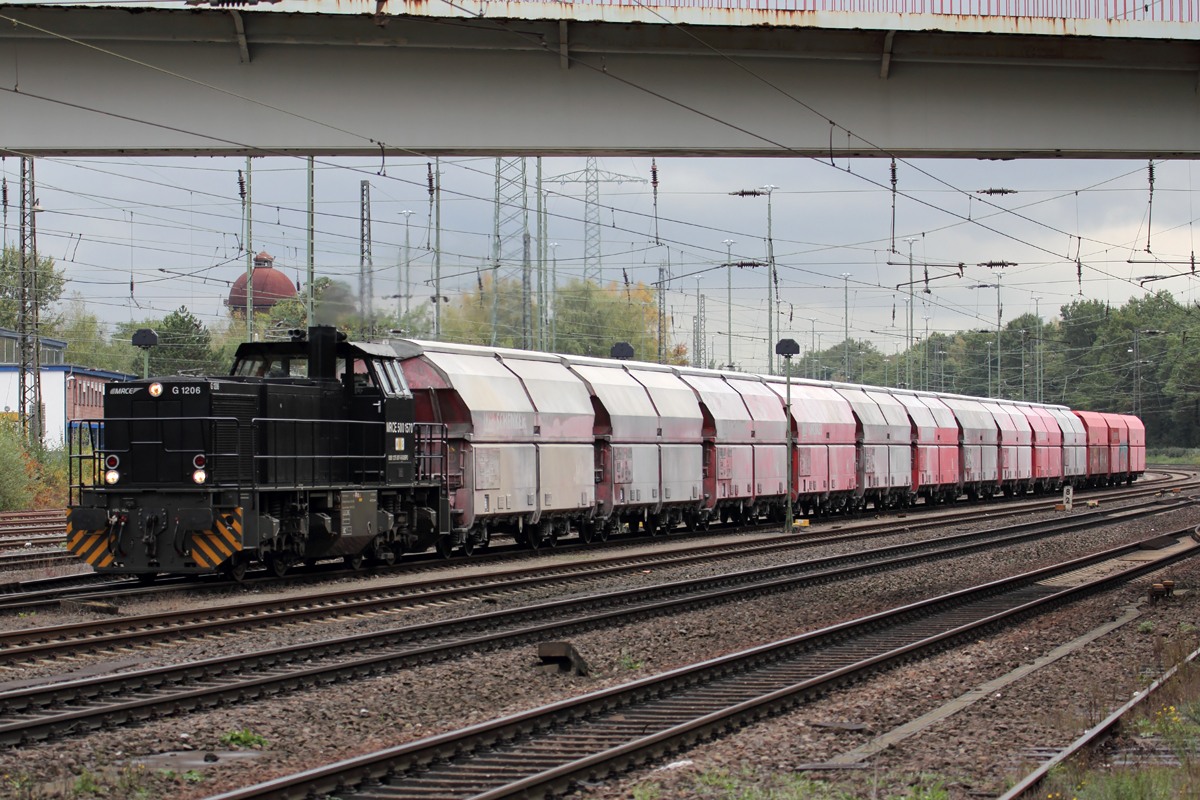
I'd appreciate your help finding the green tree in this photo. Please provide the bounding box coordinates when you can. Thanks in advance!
[441,276,681,362]
[0,245,66,330]
[117,306,223,377]
[55,294,135,373]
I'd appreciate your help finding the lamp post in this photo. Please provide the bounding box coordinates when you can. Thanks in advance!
[986,341,993,397]
[1033,296,1043,402]
[809,318,817,379]
[724,238,736,369]
[922,313,932,391]
[902,237,918,389]
[132,329,158,379]
[842,272,852,381]
[776,337,800,531]
[399,210,414,320]
[938,349,947,392]
[1134,329,1164,416]
[970,280,1002,396]
[549,242,559,351]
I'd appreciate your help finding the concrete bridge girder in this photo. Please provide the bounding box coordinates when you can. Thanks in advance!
[1,4,1199,158]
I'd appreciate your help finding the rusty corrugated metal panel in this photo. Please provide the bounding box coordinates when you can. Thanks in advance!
[16,0,1200,39]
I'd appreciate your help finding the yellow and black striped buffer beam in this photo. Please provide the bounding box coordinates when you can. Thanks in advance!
[67,523,117,570]
[190,508,244,570]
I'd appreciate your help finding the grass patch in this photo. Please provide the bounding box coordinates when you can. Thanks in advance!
[1147,448,1200,466]
[219,728,269,748]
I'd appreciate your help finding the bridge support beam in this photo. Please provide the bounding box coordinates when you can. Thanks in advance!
[1,6,1199,158]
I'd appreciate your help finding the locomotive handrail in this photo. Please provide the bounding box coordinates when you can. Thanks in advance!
[69,415,450,503]
[68,416,252,504]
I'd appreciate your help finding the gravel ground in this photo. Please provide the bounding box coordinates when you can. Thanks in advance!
[0,499,1195,798]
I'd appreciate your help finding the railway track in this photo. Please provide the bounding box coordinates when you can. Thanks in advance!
[0,495,1187,666]
[0,496,1188,746]
[0,474,1187,613]
[998,638,1200,800]
[202,529,1200,800]
[0,549,76,572]
[0,509,67,549]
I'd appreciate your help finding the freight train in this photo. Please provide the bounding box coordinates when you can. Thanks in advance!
[65,326,1145,580]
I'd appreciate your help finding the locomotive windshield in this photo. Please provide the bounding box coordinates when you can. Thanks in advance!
[233,354,309,378]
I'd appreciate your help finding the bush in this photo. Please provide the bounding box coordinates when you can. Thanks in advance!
[0,421,67,511]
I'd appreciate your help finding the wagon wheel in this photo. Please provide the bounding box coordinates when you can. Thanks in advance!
[580,522,597,545]
[136,572,159,585]
[459,536,475,557]
[344,552,366,571]
[541,519,558,548]
[435,535,454,559]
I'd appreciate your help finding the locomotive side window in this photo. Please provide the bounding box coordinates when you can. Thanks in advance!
[383,360,411,396]
[373,360,398,395]
[234,355,309,378]
[339,358,381,395]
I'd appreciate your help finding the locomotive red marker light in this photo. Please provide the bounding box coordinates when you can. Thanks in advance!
[149,382,163,398]
[104,455,119,470]
[193,454,206,469]
[192,469,207,484]
[104,470,120,485]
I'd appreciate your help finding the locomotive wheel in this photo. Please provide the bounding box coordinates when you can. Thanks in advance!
[267,555,291,578]
[344,553,366,571]
[435,535,454,559]
[223,555,248,583]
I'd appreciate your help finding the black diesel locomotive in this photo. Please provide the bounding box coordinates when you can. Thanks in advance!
[66,326,450,580]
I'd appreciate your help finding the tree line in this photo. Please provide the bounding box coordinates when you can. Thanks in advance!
[12,244,1200,446]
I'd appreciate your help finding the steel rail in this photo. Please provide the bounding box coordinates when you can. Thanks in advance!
[0,500,1186,746]
[0,496,1180,666]
[203,531,1200,800]
[0,474,1183,615]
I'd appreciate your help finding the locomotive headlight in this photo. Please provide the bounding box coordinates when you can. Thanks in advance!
[192,469,207,484]
[192,454,206,469]
[104,470,120,485]
[104,454,119,470]
[149,382,163,398]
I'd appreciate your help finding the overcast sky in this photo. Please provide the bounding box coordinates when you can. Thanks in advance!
[5,152,1194,372]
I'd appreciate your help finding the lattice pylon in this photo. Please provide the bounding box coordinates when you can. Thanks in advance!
[492,158,529,346]
[18,157,41,441]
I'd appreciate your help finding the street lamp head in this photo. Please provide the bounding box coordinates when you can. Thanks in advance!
[399,209,414,218]
[722,239,735,247]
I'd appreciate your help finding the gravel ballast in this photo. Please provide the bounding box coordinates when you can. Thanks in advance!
[0,498,1195,799]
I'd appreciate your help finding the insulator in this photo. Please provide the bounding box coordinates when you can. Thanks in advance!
[650,159,659,189]
[1149,161,1156,186]
[237,170,246,201]
[890,158,897,187]
[1,178,6,209]
[427,163,435,197]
